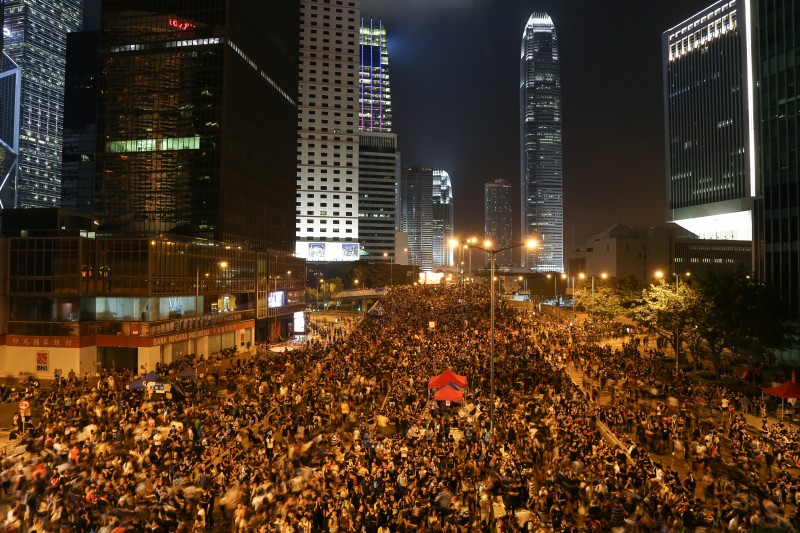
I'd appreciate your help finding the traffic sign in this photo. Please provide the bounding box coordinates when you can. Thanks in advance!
[18,400,30,411]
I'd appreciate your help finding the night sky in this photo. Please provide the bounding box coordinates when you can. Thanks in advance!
[84,0,714,248]
[362,0,713,247]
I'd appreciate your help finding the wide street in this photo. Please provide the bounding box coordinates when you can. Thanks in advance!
[0,284,797,532]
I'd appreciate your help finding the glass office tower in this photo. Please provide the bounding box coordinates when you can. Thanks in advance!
[399,166,434,271]
[3,0,82,209]
[663,0,757,243]
[96,1,298,253]
[759,0,800,315]
[485,179,513,267]
[0,51,20,210]
[520,12,563,272]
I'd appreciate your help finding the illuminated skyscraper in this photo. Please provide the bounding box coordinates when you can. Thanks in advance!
[432,170,453,268]
[0,52,20,210]
[520,12,562,272]
[485,179,513,267]
[360,17,391,132]
[358,16,398,264]
[3,0,82,209]
[663,0,756,243]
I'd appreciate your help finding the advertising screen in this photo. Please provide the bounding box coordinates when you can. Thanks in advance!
[293,311,305,334]
[295,242,361,262]
[268,291,285,308]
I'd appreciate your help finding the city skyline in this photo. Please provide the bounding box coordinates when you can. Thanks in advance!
[363,0,717,246]
[81,0,718,247]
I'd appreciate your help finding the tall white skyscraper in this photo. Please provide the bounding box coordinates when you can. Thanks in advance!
[432,170,453,268]
[3,0,82,209]
[296,0,361,262]
[520,12,563,272]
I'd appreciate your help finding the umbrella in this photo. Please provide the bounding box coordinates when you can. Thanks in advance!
[177,368,197,379]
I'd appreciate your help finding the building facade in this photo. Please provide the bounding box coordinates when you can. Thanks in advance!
[662,0,757,243]
[2,0,82,209]
[520,12,563,272]
[758,0,800,314]
[566,223,752,284]
[399,166,433,271]
[485,179,513,267]
[358,132,398,262]
[0,212,306,377]
[295,0,361,263]
[96,1,298,253]
[432,170,453,268]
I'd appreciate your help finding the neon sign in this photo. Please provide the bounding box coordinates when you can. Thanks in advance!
[169,18,196,31]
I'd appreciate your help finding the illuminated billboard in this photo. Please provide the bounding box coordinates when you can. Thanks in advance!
[268,291,285,308]
[295,241,360,262]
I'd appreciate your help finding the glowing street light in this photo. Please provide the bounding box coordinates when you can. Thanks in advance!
[451,237,537,437]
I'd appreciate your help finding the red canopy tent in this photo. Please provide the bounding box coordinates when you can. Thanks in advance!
[427,368,468,389]
[762,379,800,420]
[433,383,464,403]
[763,380,800,398]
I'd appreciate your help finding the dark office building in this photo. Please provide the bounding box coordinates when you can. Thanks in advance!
[95,1,299,252]
[759,0,800,316]
[61,31,100,213]
[399,166,434,271]
[485,179,513,267]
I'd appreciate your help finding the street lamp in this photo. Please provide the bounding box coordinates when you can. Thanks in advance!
[196,260,228,353]
[451,237,537,437]
[383,252,394,286]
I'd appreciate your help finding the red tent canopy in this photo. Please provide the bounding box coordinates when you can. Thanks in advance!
[762,380,800,399]
[433,384,464,403]
[427,368,468,389]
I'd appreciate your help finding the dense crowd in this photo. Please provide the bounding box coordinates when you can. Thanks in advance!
[0,284,798,532]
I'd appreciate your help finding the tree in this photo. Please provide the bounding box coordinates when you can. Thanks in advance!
[615,274,643,309]
[630,280,698,367]
[690,272,795,375]
[574,286,623,322]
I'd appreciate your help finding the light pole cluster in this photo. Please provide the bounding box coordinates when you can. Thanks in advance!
[546,272,567,301]
[450,237,537,437]
[578,272,607,317]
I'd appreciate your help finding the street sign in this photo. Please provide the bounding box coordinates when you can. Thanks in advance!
[18,400,30,411]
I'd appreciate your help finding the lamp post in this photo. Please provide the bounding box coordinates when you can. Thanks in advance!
[546,273,566,301]
[383,252,394,286]
[451,237,537,437]
[196,260,228,354]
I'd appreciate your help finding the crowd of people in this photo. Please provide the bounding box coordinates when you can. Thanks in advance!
[0,284,797,532]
